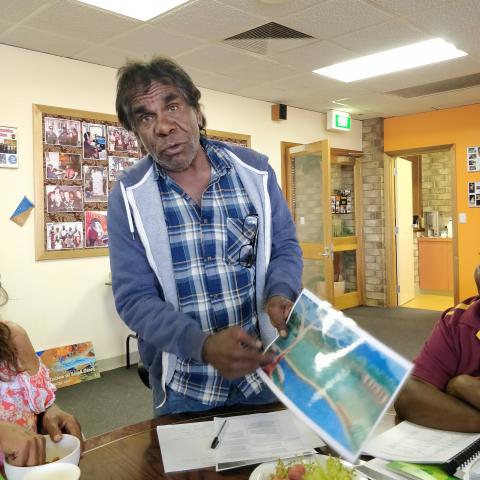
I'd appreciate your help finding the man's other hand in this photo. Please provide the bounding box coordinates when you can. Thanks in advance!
[266,296,293,338]
[202,326,274,379]
[42,403,84,454]
[0,422,46,466]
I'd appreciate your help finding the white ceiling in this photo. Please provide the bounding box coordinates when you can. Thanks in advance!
[1,0,480,119]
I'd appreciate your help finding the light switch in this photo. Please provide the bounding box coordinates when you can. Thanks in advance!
[459,212,467,224]
[300,216,305,225]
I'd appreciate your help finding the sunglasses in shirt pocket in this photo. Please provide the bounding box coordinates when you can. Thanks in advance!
[226,217,248,265]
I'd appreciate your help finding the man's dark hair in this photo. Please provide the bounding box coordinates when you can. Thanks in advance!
[116,56,206,134]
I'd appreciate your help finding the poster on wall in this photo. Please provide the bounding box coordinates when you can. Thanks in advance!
[331,189,352,214]
[37,341,100,389]
[468,181,480,207]
[0,126,18,168]
[467,146,480,172]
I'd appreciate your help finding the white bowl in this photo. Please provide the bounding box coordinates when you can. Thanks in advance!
[23,463,80,480]
[4,434,80,480]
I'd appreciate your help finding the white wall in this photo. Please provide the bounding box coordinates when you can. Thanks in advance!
[0,44,362,369]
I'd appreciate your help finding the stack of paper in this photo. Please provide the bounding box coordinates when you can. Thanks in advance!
[156,410,325,473]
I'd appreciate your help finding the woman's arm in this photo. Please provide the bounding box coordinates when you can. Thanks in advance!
[2,321,39,375]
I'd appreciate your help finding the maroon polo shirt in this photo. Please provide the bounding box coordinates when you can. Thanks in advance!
[413,296,480,391]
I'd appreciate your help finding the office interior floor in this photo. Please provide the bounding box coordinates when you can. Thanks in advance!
[55,305,441,439]
[401,294,454,311]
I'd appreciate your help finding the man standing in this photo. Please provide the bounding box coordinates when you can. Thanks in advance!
[108,57,302,415]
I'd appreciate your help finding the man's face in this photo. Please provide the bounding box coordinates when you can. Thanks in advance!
[130,81,201,173]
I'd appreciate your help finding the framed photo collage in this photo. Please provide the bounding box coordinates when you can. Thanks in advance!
[34,104,141,260]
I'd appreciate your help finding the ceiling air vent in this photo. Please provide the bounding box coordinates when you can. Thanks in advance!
[388,73,480,98]
[223,22,315,55]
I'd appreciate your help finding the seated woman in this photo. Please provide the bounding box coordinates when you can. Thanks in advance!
[0,321,83,466]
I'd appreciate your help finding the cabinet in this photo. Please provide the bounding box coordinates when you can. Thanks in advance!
[418,237,453,292]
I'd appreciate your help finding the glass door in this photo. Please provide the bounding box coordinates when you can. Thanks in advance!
[330,150,364,309]
[288,140,334,303]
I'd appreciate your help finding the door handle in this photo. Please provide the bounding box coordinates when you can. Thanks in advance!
[320,246,330,257]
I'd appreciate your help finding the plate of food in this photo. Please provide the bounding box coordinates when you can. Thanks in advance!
[249,453,366,480]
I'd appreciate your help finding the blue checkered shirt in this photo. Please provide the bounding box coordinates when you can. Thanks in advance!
[154,139,263,405]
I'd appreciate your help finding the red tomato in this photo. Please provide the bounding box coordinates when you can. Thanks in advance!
[287,464,306,480]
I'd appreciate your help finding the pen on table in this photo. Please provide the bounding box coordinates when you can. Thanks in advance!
[210,419,227,449]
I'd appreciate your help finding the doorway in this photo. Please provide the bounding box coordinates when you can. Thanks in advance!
[385,146,457,310]
[282,140,365,309]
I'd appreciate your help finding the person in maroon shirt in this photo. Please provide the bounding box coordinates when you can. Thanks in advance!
[395,265,480,432]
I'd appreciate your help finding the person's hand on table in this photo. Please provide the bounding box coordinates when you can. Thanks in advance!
[266,296,293,338]
[0,422,45,467]
[202,326,274,379]
[42,403,84,454]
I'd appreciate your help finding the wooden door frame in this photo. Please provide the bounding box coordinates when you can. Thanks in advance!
[281,141,300,207]
[282,141,365,307]
[384,145,458,307]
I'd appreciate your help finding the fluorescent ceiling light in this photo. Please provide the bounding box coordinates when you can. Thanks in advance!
[313,39,467,82]
[76,0,190,21]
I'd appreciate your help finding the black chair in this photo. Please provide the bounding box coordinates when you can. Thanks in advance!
[137,362,151,389]
[125,333,138,369]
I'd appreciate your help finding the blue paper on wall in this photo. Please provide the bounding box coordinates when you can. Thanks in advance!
[10,196,34,226]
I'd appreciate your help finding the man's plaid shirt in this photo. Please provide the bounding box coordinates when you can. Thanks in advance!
[154,140,263,405]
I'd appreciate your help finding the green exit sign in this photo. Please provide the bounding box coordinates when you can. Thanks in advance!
[335,114,351,129]
[327,110,351,132]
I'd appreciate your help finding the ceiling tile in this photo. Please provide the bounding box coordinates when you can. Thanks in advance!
[152,0,265,42]
[402,89,480,110]
[441,28,480,57]
[355,70,431,93]
[334,20,430,54]
[345,93,408,110]
[234,83,290,104]
[24,0,139,43]
[184,67,254,94]
[217,0,326,20]
[406,0,480,35]
[175,44,258,75]
[0,0,51,23]
[223,59,297,84]
[271,73,372,99]
[0,19,13,36]
[105,25,204,59]
[271,40,357,72]
[282,0,393,40]
[415,55,480,83]
[368,0,451,18]
[2,25,91,57]
[72,45,133,69]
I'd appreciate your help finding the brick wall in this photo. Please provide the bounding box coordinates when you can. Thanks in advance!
[361,118,387,306]
[421,152,453,233]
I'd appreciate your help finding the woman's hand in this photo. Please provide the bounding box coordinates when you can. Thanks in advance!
[0,422,46,466]
[1,321,39,375]
[42,404,84,454]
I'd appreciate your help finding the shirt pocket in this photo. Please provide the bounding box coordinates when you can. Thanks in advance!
[226,217,248,265]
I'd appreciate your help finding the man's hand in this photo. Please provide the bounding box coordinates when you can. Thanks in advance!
[202,326,274,379]
[266,296,293,338]
[42,403,84,453]
[0,422,46,466]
